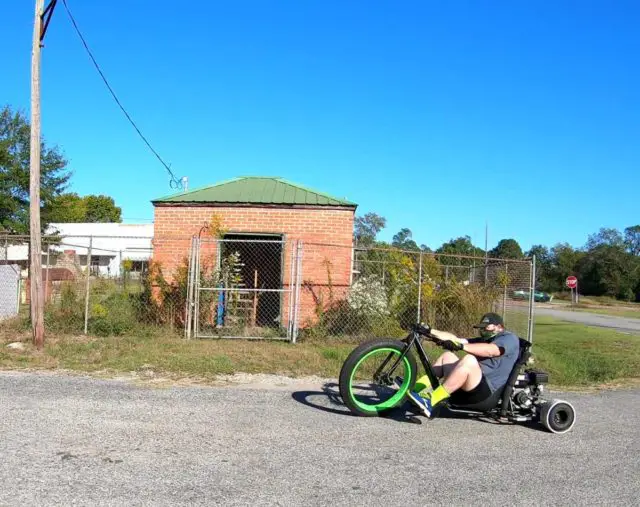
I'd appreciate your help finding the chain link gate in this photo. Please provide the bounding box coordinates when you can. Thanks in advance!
[185,237,303,341]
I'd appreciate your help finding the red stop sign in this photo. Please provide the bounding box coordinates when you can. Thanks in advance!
[566,276,577,289]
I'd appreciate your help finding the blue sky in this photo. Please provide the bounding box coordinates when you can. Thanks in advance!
[3,1,638,251]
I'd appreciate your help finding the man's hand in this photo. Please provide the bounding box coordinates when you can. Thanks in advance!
[441,340,464,352]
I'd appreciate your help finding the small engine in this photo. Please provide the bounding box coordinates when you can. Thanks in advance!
[511,369,550,410]
[527,370,549,385]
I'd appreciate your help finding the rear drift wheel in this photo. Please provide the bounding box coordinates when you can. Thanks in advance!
[539,399,576,434]
[339,339,418,417]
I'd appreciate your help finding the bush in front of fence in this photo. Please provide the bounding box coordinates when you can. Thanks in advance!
[421,282,500,338]
[298,253,502,341]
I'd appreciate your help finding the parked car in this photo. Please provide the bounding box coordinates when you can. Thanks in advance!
[512,289,553,302]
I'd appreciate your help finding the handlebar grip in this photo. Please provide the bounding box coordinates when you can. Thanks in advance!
[414,323,431,336]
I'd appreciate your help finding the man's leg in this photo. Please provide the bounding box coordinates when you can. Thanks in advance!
[408,354,483,417]
[432,354,483,405]
[413,351,459,393]
[432,351,460,378]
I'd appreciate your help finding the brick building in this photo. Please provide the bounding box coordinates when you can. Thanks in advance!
[151,177,357,331]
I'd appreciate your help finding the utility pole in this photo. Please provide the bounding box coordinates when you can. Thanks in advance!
[30,0,46,349]
[30,0,58,349]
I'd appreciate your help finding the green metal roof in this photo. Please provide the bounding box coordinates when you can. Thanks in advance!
[152,177,357,207]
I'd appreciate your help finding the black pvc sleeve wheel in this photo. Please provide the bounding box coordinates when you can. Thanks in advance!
[540,400,576,434]
[338,339,418,417]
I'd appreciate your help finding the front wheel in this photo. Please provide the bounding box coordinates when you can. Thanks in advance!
[339,339,418,417]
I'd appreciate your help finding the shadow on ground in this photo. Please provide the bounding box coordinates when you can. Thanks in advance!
[291,382,549,433]
[291,382,424,424]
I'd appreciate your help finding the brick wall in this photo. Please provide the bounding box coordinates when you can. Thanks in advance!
[152,205,355,327]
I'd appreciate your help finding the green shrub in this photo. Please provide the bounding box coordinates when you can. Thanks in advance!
[421,282,499,337]
[87,292,137,337]
[44,282,84,334]
[299,300,406,340]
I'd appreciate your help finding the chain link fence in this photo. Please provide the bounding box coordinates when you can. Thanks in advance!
[0,234,159,336]
[297,242,534,342]
[0,234,535,342]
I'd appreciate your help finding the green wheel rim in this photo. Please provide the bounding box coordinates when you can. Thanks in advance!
[348,348,412,413]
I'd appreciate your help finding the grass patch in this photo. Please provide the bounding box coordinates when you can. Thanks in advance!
[532,317,640,386]
[1,316,638,388]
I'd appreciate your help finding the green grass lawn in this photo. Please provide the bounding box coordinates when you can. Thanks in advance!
[531,316,639,386]
[1,316,638,388]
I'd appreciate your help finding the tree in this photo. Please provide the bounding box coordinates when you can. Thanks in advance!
[527,244,550,264]
[585,227,624,250]
[392,228,419,251]
[545,243,584,292]
[84,195,122,222]
[43,193,122,224]
[43,193,87,223]
[527,244,554,291]
[624,225,640,256]
[354,212,386,246]
[436,236,485,267]
[0,105,70,233]
[490,238,524,259]
[437,236,484,257]
[577,244,636,299]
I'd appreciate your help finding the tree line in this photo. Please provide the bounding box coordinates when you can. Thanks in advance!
[355,212,640,302]
[1,105,122,234]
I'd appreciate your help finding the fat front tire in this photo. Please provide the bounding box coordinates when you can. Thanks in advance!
[539,399,576,434]
[339,339,418,417]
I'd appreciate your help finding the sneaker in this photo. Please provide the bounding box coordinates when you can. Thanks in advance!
[406,390,433,418]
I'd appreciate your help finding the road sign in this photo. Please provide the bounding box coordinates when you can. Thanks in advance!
[566,276,578,289]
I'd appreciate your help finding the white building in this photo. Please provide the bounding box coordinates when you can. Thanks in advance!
[47,223,153,277]
[1,223,153,278]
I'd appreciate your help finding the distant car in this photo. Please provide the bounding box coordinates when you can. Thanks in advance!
[512,289,553,302]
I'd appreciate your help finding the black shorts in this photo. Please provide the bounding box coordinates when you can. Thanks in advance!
[449,376,492,405]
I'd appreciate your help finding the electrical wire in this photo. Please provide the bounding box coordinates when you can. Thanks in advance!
[60,0,183,190]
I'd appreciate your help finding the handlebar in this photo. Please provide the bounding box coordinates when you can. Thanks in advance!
[412,322,437,340]
[412,322,455,348]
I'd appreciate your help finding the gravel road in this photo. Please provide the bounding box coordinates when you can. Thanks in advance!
[1,371,638,506]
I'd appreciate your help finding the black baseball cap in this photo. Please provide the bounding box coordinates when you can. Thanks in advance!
[473,312,504,329]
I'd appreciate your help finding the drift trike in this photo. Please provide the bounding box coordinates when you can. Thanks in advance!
[338,323,576,434]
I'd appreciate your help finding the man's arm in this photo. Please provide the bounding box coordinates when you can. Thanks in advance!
[461,342,502,358]
[430,330,488,345]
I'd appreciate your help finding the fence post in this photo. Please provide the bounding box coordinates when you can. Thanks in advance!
[292,240,303,344]
[502,262,508,323]
[417,251,423,324]
[287,239,296,341]
[194,237,202,338]
[527,255,536,345]
[119,250,123,290]
[83,236,93,335]
[184,238,192,339]
[45,243,50,303]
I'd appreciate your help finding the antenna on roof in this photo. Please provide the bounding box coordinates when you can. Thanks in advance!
[181,176,189,192]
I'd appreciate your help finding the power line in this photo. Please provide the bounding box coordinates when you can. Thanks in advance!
[60,0,184,190]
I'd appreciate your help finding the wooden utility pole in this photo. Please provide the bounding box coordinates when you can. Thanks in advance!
[30,0,46,349]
